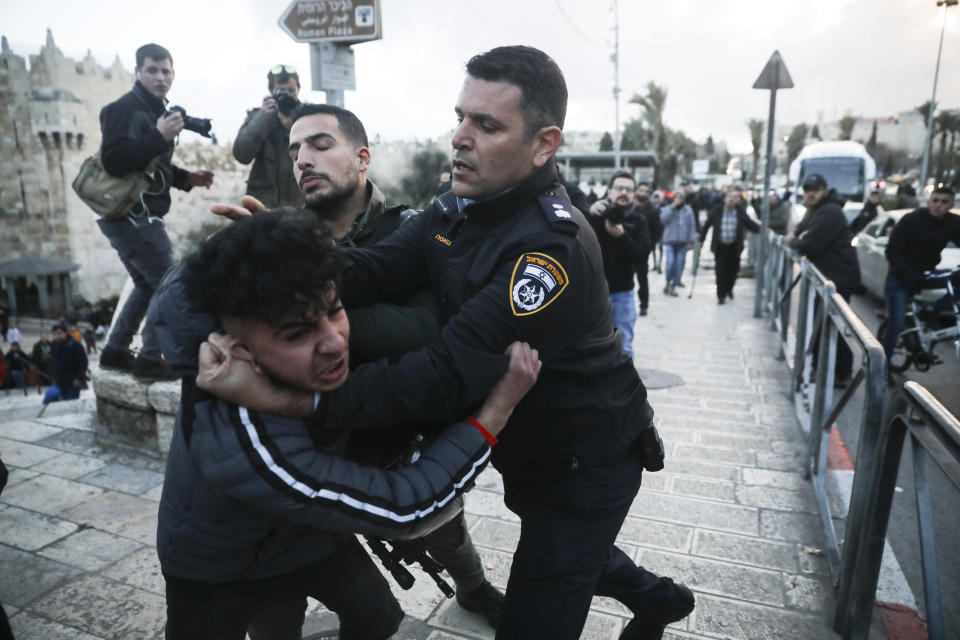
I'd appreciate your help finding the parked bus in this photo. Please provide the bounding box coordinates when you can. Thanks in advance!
[788,140,877,224]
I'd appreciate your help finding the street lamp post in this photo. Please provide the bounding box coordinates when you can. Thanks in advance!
[919,0,958,194]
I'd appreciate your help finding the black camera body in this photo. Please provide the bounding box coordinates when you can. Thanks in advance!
[167,106,213,139]
[603,205,626,225]
[272,88,298,115]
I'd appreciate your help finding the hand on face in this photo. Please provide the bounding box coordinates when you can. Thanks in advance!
[196,332,274,406]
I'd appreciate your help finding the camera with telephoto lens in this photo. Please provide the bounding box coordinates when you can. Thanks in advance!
[167,106,213,139]
[272,87,298,115]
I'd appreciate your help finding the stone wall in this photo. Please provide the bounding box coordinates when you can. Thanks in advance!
[0,31,249,307]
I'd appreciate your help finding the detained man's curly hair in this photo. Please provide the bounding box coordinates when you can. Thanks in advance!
[182,209,341,326]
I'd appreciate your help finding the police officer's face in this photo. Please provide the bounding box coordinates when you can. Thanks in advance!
[226,288,351,393]
[136,57,174,100]
[451,75,560,199]
[289,114,369,214]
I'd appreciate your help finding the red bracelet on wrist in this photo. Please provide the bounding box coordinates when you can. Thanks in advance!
[465,417,497,447]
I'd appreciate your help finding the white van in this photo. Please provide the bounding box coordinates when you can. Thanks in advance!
[788,141,877,225]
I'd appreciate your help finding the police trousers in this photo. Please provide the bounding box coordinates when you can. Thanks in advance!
[497,452,676,639]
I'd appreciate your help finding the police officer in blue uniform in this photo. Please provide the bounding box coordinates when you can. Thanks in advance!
[203,45,694,640]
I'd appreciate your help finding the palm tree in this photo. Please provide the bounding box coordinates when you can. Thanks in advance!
[630,82,668,184]
[934,110,959,181]
[747,119,764,181]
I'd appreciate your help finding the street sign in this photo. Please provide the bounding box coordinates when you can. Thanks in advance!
[752,50,794,90]
[311,41,356,92]
[278,0,382,44]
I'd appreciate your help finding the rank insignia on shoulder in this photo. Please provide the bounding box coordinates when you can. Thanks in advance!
[509,252,569,316]
[538,192,578,222]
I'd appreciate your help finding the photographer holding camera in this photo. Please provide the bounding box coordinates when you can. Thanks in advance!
[232,65,304,209]
[588,171,651,358]
[97,43,214,382]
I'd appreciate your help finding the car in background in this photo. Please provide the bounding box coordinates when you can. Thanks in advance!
[853,208,960,302]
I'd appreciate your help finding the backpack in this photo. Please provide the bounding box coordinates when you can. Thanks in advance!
[72,151,161,218]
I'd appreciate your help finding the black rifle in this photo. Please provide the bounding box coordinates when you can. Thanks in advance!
[364,536,456,598]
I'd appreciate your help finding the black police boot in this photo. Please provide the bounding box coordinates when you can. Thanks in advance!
[99,347,135,372]
[455,579,503,629]
[132,356,179,383]
[619,583,695,640]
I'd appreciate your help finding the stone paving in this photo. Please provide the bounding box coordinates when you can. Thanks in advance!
[0,264,845,639]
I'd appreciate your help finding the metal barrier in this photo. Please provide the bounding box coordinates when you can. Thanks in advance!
[753,243,938,639]
[837,382,960,640]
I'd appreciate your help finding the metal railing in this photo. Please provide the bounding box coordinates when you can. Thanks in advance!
[756,239,958,639]
[838,382,960,640]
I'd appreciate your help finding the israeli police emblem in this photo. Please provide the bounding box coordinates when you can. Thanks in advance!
[509,252,569,316]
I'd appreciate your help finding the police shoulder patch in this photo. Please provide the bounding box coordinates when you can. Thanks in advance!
[509,252,569,316]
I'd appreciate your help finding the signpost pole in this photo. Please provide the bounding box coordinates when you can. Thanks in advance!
[753,87,777,318]
[751,51,794,319]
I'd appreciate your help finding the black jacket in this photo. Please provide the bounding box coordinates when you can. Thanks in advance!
[99,82,191,217]
[701,203,760,253]
[320,161,655,478]
[588,204,651,293]
[886,207,960,289]
[50,337,87,390]
[154,275,493,583]
[791,189,861,292]
[338,181,438,365]
[638,200,663,245]
[849,200,880,237]
[232,107,304,209]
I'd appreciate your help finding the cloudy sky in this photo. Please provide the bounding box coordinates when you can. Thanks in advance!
[2,0,958,152]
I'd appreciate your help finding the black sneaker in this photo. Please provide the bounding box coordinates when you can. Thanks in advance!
[619,582,695,640]
[639,307,648,317]
[132,356,179,382]
[456,580,504,629]
[99,347,135,372]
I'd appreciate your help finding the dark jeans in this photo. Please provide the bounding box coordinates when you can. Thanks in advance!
[713,243,742,300]
[497,454,678,639]
[635,259,650,309]
[97,215,174,360]
[6,370,24,390]
[421,509,484,591]
[164,536,402,640]
[881,272,960,360]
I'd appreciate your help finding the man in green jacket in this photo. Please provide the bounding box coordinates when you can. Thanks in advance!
[232,65,304,209]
